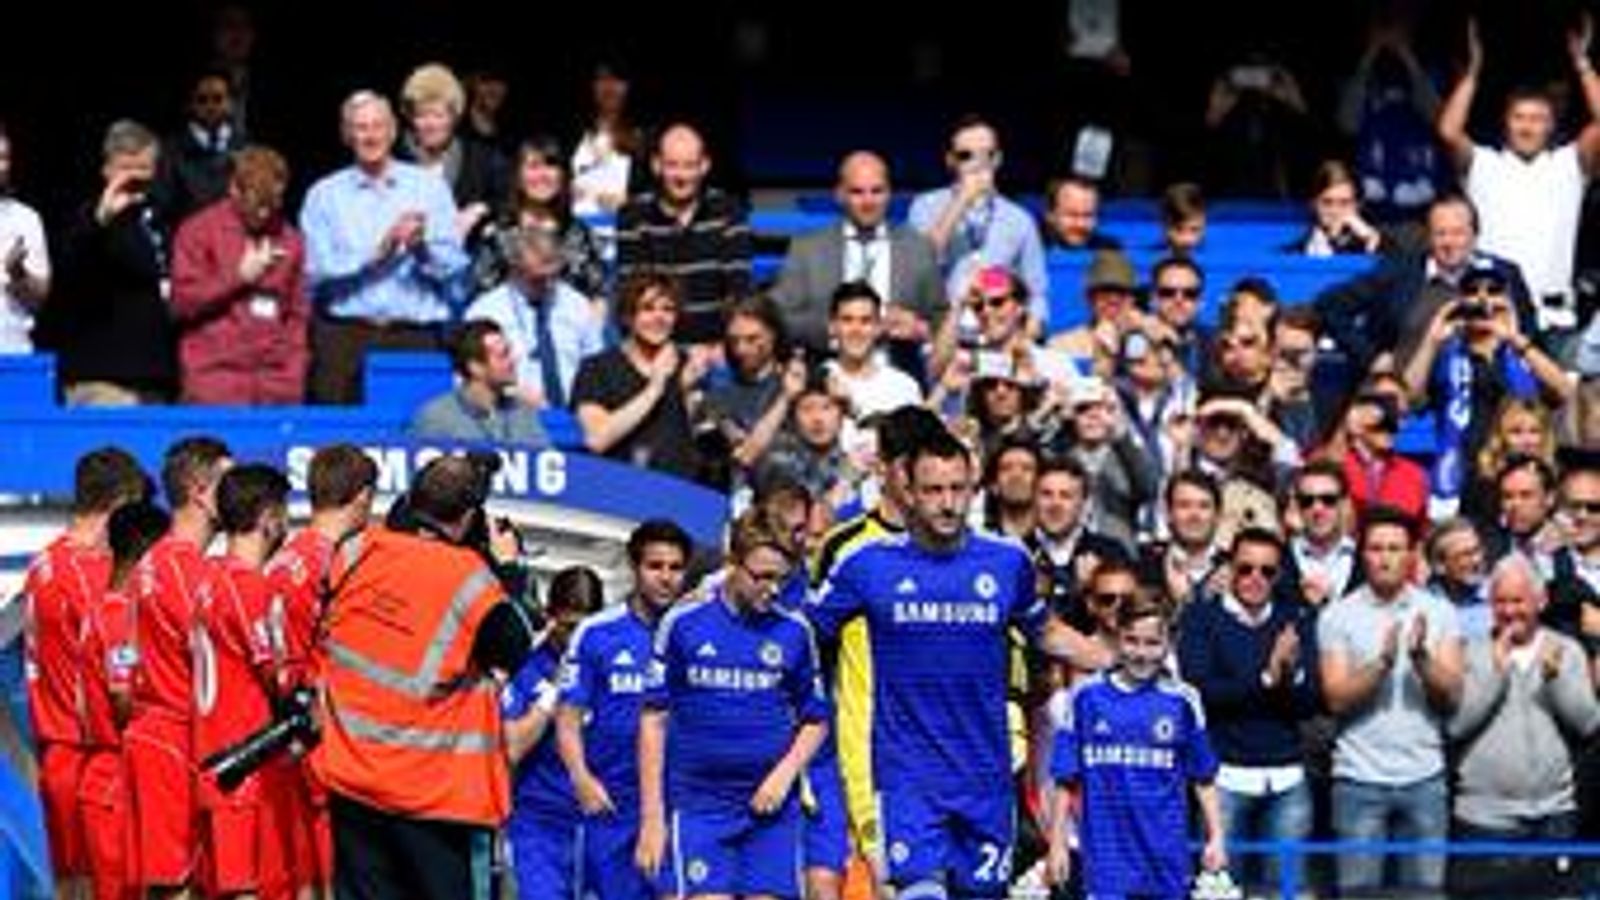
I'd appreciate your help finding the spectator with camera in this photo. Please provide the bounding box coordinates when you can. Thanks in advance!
[1327,375,1429,522]
[314,455,534,900]
[410,319,550,446]
[909,115,1048,325]
[1401,259,1574,515]
[1447,554,1599,896]
[1316,194,1534,373]
[39,120,177,405]
[572,273,707,483]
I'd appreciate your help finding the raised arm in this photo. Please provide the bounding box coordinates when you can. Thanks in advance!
[1437,18,1483,173]
[1568,13,1600,173]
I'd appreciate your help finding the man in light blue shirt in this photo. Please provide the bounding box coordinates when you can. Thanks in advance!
[300,89,467,403]
[907,116,1048,327]
[464,227,603,410]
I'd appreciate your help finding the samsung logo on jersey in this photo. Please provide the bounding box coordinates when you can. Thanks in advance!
[609,672,648,695]
[687,666,783,692]
[892,601,999,626]
[284,445,568,499]
[1083,744,1176,770]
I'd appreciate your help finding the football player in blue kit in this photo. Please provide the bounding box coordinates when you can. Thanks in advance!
[555,519,694,900]
[808,430,1102,899]
[636,508,831,900]
[502,566,606,900]
[1049,595,1228,900]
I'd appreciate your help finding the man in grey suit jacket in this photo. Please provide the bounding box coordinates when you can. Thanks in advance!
[772,152,945,359]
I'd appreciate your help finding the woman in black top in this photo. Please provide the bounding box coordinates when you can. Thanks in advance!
[471,136,607,302]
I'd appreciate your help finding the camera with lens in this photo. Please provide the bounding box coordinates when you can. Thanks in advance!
[385,450,535,603]
[202,686,318,793]
[1448,301,1491,323]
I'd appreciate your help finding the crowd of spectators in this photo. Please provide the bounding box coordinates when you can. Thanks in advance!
[3,4,1600,898]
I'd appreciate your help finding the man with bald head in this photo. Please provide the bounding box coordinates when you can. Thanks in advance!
[1447,553,1598,895]
[616,122,751,344]
[772,151,943,361]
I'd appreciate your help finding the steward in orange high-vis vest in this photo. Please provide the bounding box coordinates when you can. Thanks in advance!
[313,455,535,900]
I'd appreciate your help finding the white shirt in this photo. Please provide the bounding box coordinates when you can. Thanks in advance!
[1291,535,1357,602]
[824,358,922,420]
[464,278,603,402]
[842,222,893,303]
[0,197,49,354]
[571,130,633,219]
[1467,143,1585,305]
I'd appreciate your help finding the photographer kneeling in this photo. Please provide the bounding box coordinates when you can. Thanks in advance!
[313,455,535,900]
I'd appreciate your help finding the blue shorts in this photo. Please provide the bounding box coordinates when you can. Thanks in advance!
[803,757,849,874]
[580,813,655,900]
[664,803,804,900]
[507,814,577,900]
[879,786,1015,897]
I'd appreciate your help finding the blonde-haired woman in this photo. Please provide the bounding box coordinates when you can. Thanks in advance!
[398,62,508,238]
[1464,396,1559,528]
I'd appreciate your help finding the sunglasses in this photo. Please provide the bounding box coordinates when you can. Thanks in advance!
[953,148,1000,164]
[1277,348,1314,368]
[1235,562,1279,579]
[969,295,1013,311]
[1091,591,1134,605]
[1295,491,1342,508]
[1155,286,1201,300]
[1565,499,1600,515]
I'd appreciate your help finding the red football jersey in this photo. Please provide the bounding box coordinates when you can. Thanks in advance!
[23,535,110,745]
[81,587,136,750]
[129,535,211,720]
[263,529,333,689]
[193,557,276,806]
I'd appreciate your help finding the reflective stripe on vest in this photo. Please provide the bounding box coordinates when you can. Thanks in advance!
[322,567,497,699]
[336,705,498,754]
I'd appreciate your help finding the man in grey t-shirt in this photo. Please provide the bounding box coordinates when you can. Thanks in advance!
[1318,506,1464,893]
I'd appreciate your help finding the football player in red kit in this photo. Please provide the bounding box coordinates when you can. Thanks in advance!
[81,501,170,900]
[125,436,232,898]
[193,464,294,899]
[263,444,376,897]
[22,447,147,900]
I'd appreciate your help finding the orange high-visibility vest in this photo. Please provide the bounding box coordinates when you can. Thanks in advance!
[311,526,510,826]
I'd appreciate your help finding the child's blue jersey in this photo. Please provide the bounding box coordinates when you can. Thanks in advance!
[646,586,829,813]
[807,530,1043,793]
[1052,671,1220,898]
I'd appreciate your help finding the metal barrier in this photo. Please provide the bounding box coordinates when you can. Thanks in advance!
[1220,838,1600,899]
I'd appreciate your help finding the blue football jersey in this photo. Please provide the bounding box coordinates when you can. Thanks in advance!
[558,603,659,810]
[646,585,830,813]
[502,641,574,821]
[1052,671,1220,898]
[807,530,1044,792]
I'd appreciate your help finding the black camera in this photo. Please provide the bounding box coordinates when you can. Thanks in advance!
[386,450,534,603]
[202,686,318,793]
[1449,302,1491,323]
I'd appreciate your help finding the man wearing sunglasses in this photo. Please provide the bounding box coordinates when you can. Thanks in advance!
[1279,460,1361,610]
[1177,527,1319,895]
[908,116,1048,326]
